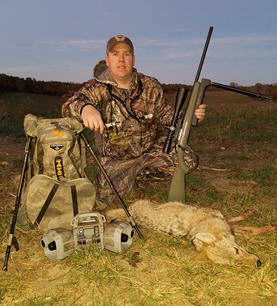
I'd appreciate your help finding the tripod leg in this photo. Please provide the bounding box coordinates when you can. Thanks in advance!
[79,131,144,240]
[3,136,33,271]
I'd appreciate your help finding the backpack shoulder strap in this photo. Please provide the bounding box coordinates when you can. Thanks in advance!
[34,183,59,226]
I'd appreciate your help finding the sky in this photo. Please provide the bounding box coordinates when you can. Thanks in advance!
[0,0,276,86]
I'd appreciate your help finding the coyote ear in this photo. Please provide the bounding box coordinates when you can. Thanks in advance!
[192,233,217,251]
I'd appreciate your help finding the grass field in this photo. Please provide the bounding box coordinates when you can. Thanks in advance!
[0,90,276,305]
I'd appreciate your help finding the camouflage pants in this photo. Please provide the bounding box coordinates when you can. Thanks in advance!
[94,144,198,207]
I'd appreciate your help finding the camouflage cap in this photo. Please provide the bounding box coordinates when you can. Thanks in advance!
[106,34,134,54]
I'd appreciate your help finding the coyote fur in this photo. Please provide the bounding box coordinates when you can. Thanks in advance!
[106,199,275,267]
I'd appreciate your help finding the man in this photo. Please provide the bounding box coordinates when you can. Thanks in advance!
[62,34,206,208]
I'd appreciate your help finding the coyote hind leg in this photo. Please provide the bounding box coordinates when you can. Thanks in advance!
[231,224,277,235]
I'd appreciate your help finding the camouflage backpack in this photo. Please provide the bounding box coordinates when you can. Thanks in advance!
[16,114,96,232]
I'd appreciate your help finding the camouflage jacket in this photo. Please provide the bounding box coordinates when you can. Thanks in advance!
[62,60,173,159]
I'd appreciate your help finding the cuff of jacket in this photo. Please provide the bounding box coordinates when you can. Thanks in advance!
[80,103,93,116]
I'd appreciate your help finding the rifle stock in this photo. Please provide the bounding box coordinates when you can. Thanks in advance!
[191,79,211,127]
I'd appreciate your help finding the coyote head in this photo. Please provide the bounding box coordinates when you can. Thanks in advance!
[192,232,261,267]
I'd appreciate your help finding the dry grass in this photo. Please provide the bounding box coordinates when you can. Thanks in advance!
[0,90,277,305]
[1,227,277,305]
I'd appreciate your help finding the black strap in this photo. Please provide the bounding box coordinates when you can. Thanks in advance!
[107,78,143,103]
[34,184,59,225]
[71,185,79,216]
[106,78,143,120]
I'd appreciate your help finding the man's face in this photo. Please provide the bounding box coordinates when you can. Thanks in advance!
[105,43,135,83]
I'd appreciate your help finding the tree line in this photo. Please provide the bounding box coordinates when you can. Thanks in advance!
[0,73,276,99]
[0,74,83,96]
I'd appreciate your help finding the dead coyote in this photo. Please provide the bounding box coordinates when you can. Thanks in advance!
[106,199,276,267]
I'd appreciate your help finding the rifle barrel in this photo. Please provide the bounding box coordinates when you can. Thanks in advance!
[194,26,213,84]
[211,82,272,100]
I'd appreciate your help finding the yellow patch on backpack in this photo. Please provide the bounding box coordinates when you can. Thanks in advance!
[52,130,63,137]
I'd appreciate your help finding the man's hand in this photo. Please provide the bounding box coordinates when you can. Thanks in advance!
[81,105,105,134]
[194,104,207,122]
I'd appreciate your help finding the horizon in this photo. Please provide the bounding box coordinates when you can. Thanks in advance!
[2,72,276,87]
[1,1,277,86]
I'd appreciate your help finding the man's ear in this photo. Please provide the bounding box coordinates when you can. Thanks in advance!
[105,55,109,67]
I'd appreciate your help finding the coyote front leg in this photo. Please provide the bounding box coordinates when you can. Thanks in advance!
[226,209,254,223]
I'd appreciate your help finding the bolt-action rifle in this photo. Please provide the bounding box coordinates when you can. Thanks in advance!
[165,26,272,203]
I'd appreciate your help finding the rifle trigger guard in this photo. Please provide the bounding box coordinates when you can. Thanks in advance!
[176,146,190,174]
